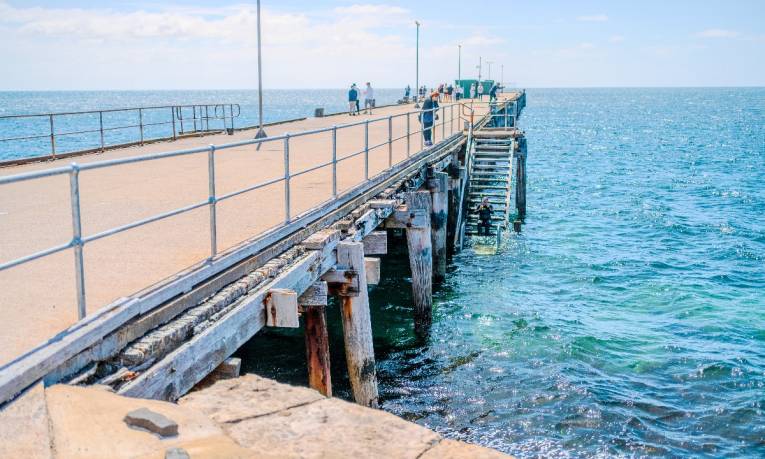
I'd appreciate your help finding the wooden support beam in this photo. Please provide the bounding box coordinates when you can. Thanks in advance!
[364,257,381,285]
[336,241,378,408]
[362,231,387,255]
[428,172,449,281]
[300,281,331,397]
[515,138,527,219]
[321,268,360,296]
[384,205,429,229]
[265,289,299,328]
[404,191,433,334]
[298,281,328,308]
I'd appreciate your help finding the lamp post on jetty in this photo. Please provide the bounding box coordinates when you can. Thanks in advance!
[414,20,421,108]
[501,64,504,88]
[458,44,461,85]
[486,60,493,80]
[254,0,267,148]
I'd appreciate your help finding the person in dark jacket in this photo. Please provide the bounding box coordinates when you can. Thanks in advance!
[489,82,499,103]
[476,196,494,236]
[420,92,440,146]
[348,84,359,115]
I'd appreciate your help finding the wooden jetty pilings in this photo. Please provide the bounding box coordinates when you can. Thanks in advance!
[0,93,527,411]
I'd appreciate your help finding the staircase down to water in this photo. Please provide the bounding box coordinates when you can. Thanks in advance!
[465,136,515,236]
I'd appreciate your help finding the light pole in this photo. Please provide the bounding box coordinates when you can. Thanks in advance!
[501,64,504,89]
[458,44,462,84]
[486,61,493,81]
[254,0,267,148]
[414,21,421,108]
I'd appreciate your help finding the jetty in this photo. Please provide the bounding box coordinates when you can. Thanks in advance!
[0,91,527,457]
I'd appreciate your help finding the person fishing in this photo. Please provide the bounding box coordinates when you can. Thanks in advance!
[476,196,494,236]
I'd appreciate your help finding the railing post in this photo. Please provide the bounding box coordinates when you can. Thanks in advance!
[99,111,105,152]
[364,120,369,180]
[441,106,445,139]
[230,104,235,131]
[49,114,56,159]
[406,112,410,157]
[451,105,454,134]
[420,110,424,150]
[284,134,291,223]
[138,108,144,145]
[193,106,198,132]
[171,107,177,140]
[387,115,393,167]
[69,163,86,319]
[207,145,217,259]
[332,126,338,198]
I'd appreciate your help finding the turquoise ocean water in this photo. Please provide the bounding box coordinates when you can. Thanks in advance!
[3,88,764,457]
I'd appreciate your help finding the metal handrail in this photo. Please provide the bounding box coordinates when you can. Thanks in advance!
[0,101,481,324]
[0,103,242,161]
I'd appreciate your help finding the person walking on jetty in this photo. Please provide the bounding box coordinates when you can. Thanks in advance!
[446,84,454,102]
[420,91,439,147]
[363,82,375,114]
[476,196,494,236]
[348,84,359,116]
[470,83,477,99]
[477,82,484,100]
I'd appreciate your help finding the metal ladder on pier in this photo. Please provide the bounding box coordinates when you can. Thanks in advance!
[464,136,515,237]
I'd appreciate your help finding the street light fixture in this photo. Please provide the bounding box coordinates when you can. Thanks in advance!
[254,0,267,149]
[486,61,493,81]
[414,20,421,108]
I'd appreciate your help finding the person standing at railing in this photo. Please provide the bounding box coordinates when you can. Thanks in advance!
[420,91,439,147]
[470,83,477,99]
[477,83,485,101]
[348,84,359,116]
[405,85,411,101]
[364,82,375,115]
[489,82,499,103]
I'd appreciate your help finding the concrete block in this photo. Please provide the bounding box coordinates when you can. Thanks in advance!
[124,407,179,437]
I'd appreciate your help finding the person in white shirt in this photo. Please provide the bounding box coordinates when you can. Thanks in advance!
[477,83,484,100]
[364,82,375,114]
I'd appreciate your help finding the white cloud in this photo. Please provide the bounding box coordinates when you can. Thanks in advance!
[577,14,608,22]
[0,1,445,88]
[695,28,740,38]
[609,35,625,43]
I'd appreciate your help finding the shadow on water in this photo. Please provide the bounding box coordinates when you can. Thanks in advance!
[237,88,765,458]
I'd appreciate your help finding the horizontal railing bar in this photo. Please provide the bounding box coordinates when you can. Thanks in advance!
[336,149,366,162]
[0,165,72,185]
[83,200,209,244]
[76,145,212,171]
[0,241,74,272]
[0,103,242,120]
[290,160,333,179]
[216,176,285,202]
[0,134,52,143]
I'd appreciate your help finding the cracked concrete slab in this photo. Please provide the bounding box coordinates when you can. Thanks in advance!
[0,382,52,459]
[180,374,325,423]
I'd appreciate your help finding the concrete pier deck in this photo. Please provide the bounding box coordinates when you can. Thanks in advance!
[0,97,508,367]
[0,374,511,459]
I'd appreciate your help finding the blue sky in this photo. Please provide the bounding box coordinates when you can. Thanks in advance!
[1,0,763,89]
